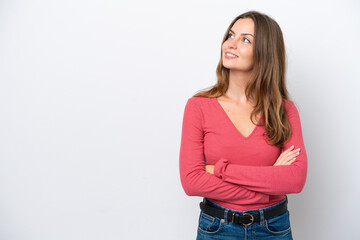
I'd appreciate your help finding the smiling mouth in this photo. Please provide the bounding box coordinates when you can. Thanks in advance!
[225,52,238,58]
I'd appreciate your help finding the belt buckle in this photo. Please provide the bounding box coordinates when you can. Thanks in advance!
[243,213,254,226]
[231,212,255,226]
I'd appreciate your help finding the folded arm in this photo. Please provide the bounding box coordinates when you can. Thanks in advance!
[213,102,308,195]
[179,98,270,203]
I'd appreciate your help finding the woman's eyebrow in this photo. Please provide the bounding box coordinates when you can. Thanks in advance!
[229,29,254,38]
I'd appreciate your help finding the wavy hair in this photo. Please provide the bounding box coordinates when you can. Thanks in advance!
[194,11,291,148]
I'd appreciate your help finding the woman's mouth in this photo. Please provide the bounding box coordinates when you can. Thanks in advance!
[225,52,238,59]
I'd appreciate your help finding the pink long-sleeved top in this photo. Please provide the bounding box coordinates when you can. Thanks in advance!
[179,96,307,211]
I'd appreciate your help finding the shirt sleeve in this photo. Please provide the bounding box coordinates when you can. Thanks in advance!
[213,101,308,195]
[179,97,270,203]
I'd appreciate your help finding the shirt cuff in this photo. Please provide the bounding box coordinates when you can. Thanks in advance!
[214,158,229,179]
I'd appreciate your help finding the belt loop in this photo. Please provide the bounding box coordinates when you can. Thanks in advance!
[259,209,265,226]
[223,209,228,224]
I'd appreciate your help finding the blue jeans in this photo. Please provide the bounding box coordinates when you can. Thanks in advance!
[196,196,293,240]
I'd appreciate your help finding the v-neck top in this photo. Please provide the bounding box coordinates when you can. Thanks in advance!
[179,96,307,211]
[214,97,264,139]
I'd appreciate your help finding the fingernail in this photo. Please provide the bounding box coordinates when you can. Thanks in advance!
[297,148,301,151]
[290,145,294,149]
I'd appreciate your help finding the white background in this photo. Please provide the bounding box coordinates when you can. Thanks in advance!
[1,0,359,239]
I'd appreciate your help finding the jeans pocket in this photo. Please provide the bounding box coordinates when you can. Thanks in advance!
[264,210,291,235]
[197,211,224,235]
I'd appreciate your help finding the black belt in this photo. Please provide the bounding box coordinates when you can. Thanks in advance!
[199,197,288,226]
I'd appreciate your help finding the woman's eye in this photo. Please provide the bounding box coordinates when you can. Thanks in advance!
[227,33,251,43]
[242,37,250,43]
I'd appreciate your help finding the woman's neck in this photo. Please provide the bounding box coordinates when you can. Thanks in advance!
[225,70,253,104]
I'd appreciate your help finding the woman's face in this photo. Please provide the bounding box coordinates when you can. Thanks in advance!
[222,18,255,73]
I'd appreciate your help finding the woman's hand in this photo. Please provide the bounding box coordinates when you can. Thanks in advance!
[205,165,215,174]
[273,145,300,166]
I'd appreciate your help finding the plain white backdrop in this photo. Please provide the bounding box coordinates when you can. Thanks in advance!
[0,0,359,239]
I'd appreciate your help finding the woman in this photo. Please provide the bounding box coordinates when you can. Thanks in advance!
[179,11,307,239]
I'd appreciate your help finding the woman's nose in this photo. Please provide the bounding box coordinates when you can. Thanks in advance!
[228,39,237,49]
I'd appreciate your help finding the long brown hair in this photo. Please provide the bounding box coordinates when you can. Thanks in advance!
[194,11,291,148]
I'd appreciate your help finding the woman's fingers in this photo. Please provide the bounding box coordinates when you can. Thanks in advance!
[284,150,300,161]
[282,151,299,164]
[205,165,214,174]
[274,146,301,166]
[276,146,295,163]
[285,158,297,165]
[281,147,299,159]
[281,148,300,160]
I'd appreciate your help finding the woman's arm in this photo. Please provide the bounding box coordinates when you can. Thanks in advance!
[211,102,308,195]
[179,97,270,203]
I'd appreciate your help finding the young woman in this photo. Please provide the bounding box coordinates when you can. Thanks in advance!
[179,11,307,239]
